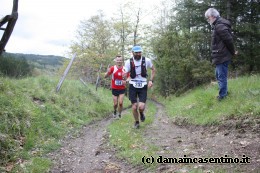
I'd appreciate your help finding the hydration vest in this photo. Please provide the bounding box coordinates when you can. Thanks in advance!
[130,56,147,78]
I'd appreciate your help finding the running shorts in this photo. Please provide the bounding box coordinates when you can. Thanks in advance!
[128,84,147,103]
[112,89,125,96]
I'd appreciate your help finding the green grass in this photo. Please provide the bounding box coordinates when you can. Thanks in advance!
[0,75,113,172]
[108,101,158,169]
[21,157,52,173]
[1,74,259,172]
[158,74,260,125]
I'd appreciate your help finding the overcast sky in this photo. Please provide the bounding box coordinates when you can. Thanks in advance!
[0,0,162,57]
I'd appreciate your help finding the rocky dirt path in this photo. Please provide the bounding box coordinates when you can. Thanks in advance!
[48,113,145,173]
[49,116,112,172]
[48,101,259,173]
[48,115,129,173]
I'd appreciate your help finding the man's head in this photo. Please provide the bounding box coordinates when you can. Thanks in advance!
[205,8,220,25]
[132,45,142,60]
[115,55,123,67]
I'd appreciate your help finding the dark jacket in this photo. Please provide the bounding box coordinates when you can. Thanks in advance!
[211,17,235,65]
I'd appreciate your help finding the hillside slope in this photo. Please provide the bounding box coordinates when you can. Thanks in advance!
[0,75,259,172]
[0,76,113,172]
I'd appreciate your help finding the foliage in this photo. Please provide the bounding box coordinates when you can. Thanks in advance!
[68,3,157,85]
[69,11,117,82]
[151,0,259,96]
[0,53,32,78]
[152,27,214,96]
[0,76,112,172]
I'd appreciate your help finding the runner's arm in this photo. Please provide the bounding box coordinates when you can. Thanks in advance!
[148,65,155,88]
[123,60,130,79]
[104,66,113,78]
[150,65,155,82]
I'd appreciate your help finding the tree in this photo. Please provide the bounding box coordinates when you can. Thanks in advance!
[152,0,214,96]
[231,0,260,72]
[111,0,159,59]
[69,11,117,82]
[153,25,213,96]
[111,2,135,59]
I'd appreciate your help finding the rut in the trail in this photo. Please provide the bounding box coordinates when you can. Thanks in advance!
[143,101,260,173]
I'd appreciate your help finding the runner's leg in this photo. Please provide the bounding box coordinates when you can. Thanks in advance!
[132,103,139,121]
[138,86,147,121]
[118,93,124,117]
[113,95,118,116]
[129,84,139,127]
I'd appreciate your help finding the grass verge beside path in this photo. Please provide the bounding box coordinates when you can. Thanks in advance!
[0,76,113,172]
[158,75,260,125]
[108,101,158,170]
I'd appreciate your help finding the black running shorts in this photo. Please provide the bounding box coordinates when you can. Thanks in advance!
[128,84,147,103]
[112,89,125,96]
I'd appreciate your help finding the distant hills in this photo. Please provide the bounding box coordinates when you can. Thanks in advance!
[1,52,68,75]
[2,52,66,67]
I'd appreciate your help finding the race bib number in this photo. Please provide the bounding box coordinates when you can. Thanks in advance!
[133,81,146,88]
[115,79,123,86]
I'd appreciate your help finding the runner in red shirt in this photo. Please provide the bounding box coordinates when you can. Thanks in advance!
[105,55,127,118]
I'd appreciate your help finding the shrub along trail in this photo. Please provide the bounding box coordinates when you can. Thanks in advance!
[49,101,259,172]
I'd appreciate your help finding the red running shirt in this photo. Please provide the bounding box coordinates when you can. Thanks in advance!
[107,65,126,90]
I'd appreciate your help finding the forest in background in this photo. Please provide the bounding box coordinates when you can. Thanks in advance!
[0,0,258,95]
[67,0,259,96]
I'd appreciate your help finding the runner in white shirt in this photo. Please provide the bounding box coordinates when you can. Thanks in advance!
[123,45,155,128]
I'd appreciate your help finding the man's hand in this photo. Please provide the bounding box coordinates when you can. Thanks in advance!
[122,72,128,79]
[148,81,153,88]
[234,50,238,55]
[122,80,127,86]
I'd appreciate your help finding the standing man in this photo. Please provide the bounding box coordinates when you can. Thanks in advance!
[105,55,126,118]
[205,8,238,101]
[123,45,155,128]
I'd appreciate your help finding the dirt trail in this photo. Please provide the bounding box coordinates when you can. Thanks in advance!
[49,116,113,172]
[48,114,142,173]
[49,101,259,173]
[143,101,260,172]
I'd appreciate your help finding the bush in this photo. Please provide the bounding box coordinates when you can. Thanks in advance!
[0,54,32,78]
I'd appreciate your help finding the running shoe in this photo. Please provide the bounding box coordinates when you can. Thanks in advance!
[134,121,140,129]
[113,110,117,118]
[140,112,145,122]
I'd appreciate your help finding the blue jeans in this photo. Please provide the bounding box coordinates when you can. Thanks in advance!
[215,60,230,98]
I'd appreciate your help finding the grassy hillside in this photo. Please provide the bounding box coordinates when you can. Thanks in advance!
[158,74,260,125]
[0,76,116,172]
